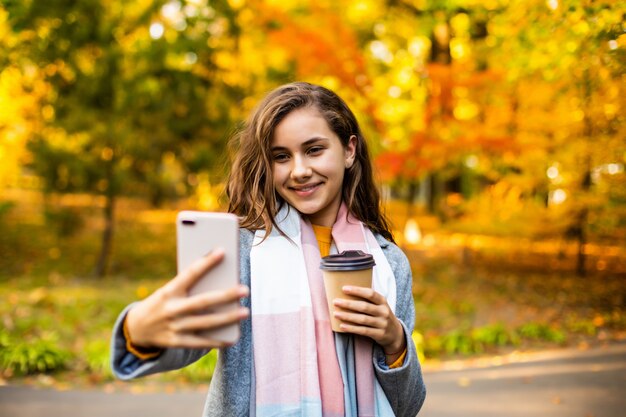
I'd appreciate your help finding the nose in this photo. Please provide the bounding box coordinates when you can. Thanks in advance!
[290,154,312,181]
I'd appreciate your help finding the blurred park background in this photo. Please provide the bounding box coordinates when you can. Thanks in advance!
[0,0,625,392]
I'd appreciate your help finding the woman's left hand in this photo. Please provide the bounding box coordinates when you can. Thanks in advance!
[333,286,406,363]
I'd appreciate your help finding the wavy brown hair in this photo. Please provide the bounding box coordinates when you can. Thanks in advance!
[226,82,394,242]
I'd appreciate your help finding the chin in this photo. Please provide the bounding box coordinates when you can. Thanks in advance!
[292,204,320,215]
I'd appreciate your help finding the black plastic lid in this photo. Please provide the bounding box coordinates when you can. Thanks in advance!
[320,250,376,271]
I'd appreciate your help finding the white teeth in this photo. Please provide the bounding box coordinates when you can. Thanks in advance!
[294,184,316,191]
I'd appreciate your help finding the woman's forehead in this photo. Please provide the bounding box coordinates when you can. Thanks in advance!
[271,108,336,144]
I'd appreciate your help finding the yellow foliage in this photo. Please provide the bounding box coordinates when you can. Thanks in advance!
[190,173,226,211]
[450,13,470,36]
[454,99,479,121]
[345,0,379,25]
[135,285,150,299]
[228,0,246,9]
[0,66,47,188]
[0,8,9,40]
[408,36,430,59]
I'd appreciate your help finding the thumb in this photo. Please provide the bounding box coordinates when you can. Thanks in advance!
[171,248,225,292]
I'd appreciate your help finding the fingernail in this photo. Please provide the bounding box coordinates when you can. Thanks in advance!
[240,307,250,318]
[239,285,250,297]
[343,286,352,292]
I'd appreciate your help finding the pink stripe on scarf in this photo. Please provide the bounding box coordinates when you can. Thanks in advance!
[301,220,346,415]
[333,205,376,416]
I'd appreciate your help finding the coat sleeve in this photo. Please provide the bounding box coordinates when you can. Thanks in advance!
[373,239,427,417]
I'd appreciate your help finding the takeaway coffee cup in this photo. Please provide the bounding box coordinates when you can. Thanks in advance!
[320,250,376,332]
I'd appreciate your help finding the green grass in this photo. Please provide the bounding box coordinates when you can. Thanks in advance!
[0,274,220,386]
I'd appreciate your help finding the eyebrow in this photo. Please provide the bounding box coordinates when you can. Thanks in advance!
[270,137,330,152]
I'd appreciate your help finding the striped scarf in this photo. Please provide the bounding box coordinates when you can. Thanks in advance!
[250,203,396,416]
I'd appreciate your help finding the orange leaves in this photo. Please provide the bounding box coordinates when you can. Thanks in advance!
[375,132,439,182]
[254,2,368,89]
[376,151,433,182]
[459,134,520,156]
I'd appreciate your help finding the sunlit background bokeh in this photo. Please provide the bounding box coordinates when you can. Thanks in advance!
[0,0,624,388]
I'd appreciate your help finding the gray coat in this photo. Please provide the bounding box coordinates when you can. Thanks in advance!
[111,229,426,416]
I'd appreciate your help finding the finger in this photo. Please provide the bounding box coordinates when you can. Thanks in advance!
[337,322,382,339]
[171,307,249,332]
[333,298,381,316]
[341,286,384,304]
[172,284,249,316]
[333,310,384,328]
[172,248,225,291]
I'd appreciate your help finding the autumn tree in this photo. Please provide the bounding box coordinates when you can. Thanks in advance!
[368,1,503,216]
[487,0,626,274]
[368,0,625,276]
[2,0,246,276]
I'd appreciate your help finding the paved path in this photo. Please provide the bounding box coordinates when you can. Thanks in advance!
[419,342,626,417]
[1,343,625,417]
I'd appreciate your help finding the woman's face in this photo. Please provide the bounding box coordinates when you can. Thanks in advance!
[270,107,356,227]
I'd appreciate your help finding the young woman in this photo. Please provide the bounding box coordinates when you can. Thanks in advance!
[111,82,426,416]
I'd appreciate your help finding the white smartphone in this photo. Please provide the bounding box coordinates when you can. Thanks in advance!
[176,210,240,344]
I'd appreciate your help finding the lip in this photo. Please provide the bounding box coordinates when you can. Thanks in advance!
[289,182,322,197]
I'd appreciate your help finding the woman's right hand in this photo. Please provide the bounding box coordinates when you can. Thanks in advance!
[125,248,250,350]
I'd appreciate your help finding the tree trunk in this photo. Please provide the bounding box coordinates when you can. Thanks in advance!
[575,169,591,277]
[406,180,419,218]
[576,63,594,277]
[95,190,115,277]
[95,155,117,278]
[575,211,587,277]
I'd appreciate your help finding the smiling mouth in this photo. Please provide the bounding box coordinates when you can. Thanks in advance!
[289,183,321,194]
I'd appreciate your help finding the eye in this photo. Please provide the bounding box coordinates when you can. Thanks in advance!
[272,153,289,162]
[307,146,324,156]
